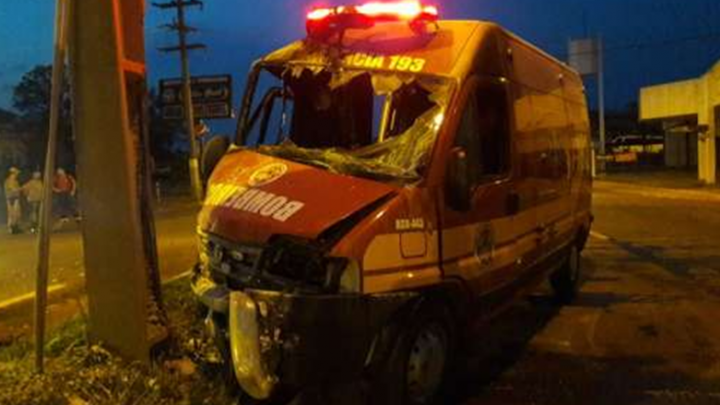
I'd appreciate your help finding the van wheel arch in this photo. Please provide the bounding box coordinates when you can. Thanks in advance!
[365,282,467,404]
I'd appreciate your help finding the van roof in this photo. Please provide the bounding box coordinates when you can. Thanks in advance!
[261,20,578,83]
[261,20,579,86]
[261,20,487,78]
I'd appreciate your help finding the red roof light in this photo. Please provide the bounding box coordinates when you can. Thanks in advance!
[422,5,438,17]
[356,1,424,19]
[307,8,333,21]
[306,1,439,39]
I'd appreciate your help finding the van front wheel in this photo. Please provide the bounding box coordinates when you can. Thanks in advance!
[372,302,456,405]
[550,244,581,304]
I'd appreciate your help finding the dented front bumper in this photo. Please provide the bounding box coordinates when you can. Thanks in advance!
[228,291,278,399]
[192,274,415,400]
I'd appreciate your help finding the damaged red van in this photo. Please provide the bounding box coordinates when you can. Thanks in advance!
[192,2,593,403]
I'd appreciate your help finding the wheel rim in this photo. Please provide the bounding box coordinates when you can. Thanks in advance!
[406,322,448,403]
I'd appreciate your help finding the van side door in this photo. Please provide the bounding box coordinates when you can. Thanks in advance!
[441,76,522,297]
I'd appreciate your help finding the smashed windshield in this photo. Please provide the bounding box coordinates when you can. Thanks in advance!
[238,64,452,182]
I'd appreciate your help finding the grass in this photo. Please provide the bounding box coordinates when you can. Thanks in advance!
[0,279,238,405]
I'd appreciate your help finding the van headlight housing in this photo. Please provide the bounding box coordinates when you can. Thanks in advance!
[338,259,362,293]
[325,258,362,293]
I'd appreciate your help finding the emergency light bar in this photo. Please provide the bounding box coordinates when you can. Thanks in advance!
[306,1,439,39]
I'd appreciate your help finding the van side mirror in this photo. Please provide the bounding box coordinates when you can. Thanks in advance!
[201,136,230,183]
[446,147,472,212]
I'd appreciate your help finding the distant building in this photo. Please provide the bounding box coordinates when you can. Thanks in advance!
[640,61,720,184]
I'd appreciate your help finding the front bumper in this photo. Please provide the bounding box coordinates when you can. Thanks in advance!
[192,273,415,399]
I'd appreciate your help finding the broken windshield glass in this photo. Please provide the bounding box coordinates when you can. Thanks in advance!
[238,64,452,183]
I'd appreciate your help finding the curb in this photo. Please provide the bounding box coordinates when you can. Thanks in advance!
[595,181,720,203]
[0,270,193,319]
[0,283,69,312]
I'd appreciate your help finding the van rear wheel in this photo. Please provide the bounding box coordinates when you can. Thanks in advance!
[550,244,581,304]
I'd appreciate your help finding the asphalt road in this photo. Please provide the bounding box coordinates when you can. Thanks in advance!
[1,182,720,404]
[456,182,720,404]
[0,201,198,305]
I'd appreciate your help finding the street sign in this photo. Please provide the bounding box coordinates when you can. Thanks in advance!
[159,75,233,120]
[568,39,599,76]
[569,38,607,159]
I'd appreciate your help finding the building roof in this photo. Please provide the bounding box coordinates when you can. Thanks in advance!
[640,58,720,123]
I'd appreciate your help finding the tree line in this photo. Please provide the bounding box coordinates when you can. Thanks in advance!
[1,64,184,176]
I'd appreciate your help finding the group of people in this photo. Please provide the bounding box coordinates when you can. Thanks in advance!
[3,167,77,234]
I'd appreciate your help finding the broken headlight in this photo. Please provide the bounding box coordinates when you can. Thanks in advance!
[338,259,361,293]
[323,257,362,293]
[262,236,362,293]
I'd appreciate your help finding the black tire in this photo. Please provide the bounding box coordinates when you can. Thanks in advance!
[550,243,582,304]
[371,300,457,405]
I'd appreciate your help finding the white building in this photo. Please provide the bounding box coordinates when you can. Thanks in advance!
[640,61,720,184]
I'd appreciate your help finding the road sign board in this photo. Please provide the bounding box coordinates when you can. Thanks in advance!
[159,75,233,120]
[568,39,599,76]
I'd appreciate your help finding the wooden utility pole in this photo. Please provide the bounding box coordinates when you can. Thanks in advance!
[69,0,167,361]
[154,0,206,201]
[35,0,69,373]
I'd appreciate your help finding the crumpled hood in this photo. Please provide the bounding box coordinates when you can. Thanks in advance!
[198,150,395,244]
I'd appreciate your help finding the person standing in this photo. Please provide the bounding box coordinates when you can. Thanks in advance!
[4,167,22,234]
[23,171,44,232]
[53,167,77,223]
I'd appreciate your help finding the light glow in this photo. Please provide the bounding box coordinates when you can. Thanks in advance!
[307,7,333,21]
[308,1,438,22]
[433,112,445,130]
[306,1,439,38]
[422,5,438,16]
[357,1,424,19]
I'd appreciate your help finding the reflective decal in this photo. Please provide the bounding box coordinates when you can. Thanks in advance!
[473,223,495,267]
[395,218,426,231]
[204,184,305,223]
[388,55,426,72]
[344,53,427,72]
[248,163,288,187]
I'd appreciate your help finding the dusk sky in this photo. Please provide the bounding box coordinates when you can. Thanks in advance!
[2,0,720,133]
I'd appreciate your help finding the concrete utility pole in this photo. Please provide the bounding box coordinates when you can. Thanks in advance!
[154,0,206,201]
[69,0,167,361]
[597,37,607,157]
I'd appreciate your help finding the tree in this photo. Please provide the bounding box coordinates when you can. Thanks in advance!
[11,65,74,169]
[13,66,53,120]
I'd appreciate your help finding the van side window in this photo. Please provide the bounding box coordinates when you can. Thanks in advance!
[475,80,511,176]
[454,93,483,187]
[453,79,511,187]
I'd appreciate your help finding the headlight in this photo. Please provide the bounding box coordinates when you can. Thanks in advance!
[325,258,362,293]
[338,259,362,293]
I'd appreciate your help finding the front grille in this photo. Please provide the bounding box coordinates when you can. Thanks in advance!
[201,234,336,293]
[203,235,263,285]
